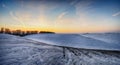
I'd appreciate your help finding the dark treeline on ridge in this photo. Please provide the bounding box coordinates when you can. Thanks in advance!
[0,27,55,36]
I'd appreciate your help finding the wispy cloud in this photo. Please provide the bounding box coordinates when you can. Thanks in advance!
[9,11,19,21]
[112,11,120,16]
[70,0,79,5]
[9,11,27,28]
[74,0,93,15]
[58,12,67,19]
[10,11,31,22]
[73,0,94,26]
[56,0,94,26]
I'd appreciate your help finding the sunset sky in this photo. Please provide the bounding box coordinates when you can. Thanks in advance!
[0,0,120,33]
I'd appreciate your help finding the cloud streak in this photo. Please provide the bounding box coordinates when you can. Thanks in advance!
[9,11,26,29]
[73,0,94,26]
[112,11,120,16]
[58,12,68,19]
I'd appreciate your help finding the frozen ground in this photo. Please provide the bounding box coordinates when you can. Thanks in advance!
[0,33,120,65]
[25,33,120,51]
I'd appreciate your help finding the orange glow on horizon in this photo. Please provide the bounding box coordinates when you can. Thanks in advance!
[0,25,119,33]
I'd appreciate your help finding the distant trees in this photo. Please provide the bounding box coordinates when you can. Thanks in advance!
[0,28,11,34]
[0,28,4,33]
[0,27,55,36]
[39,31,55,34]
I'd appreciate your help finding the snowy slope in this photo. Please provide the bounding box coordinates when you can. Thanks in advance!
[81,33,120,44]
[24,34,120,51]
[0,34,120,65]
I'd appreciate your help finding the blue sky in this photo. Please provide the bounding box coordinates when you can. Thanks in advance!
[0,0,120,33]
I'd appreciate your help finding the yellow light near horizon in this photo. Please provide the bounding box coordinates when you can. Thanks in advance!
[0,25,119,33]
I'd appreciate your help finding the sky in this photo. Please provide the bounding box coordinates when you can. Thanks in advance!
[0,0,120,33]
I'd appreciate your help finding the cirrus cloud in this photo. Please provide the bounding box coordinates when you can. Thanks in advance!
[112,11,120,16]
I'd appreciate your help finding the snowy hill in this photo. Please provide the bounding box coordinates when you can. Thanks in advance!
[81,33,120,44]
[24,33,120,51]
[0,34,120,65]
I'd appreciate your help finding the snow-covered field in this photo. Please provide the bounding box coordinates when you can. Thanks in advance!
[25,33,120,51]
[0,33,120,65]
[81,33,120,44]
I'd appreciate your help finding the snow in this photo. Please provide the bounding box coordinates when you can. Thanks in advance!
[24,33,120,51]
[81,33,120,44]
[0,33,120,65]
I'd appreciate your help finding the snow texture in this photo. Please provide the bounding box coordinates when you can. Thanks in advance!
[0,33,120,65]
